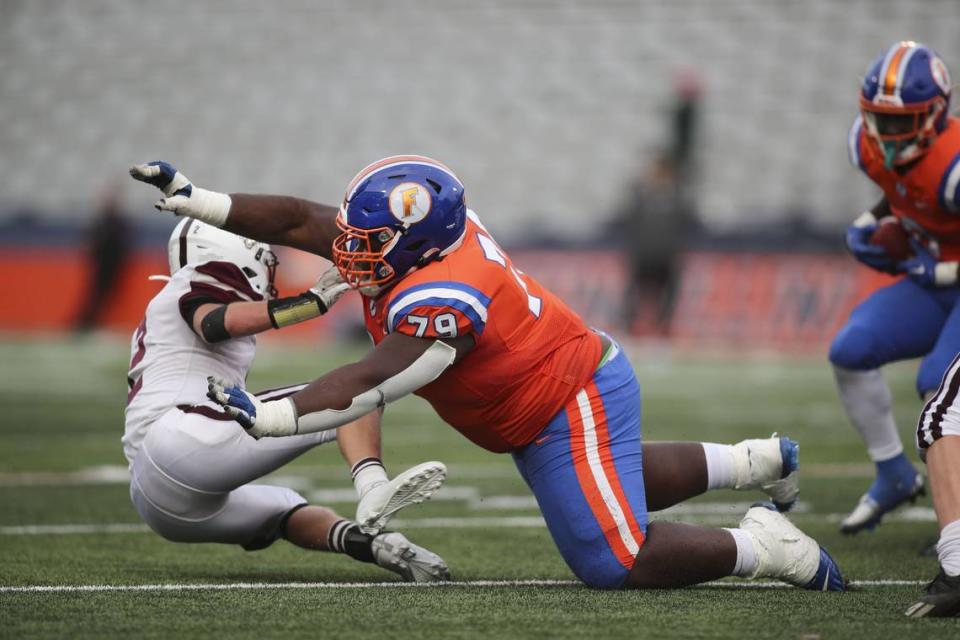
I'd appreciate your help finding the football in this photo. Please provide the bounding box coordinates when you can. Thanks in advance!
[869,217,913,261]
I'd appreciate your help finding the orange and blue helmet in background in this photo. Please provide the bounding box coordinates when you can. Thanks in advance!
[333,155,467,296]
[860,41,952,169]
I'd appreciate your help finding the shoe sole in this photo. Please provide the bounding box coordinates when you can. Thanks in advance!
[905,601,937,618]
[365,463,447,532]
[904,597,960,618]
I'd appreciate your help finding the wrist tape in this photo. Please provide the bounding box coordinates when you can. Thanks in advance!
[187,188,232,227]
[268,293,324,329]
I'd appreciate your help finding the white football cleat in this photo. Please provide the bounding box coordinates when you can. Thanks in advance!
[356,461,447,534]
[371,532,451,583]
[731,434,800,511]
[739,502,845,591]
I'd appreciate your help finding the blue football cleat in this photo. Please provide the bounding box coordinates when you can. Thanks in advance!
[766,437,800,512]
[732,434,800,512]
[840,458,925,535]
[803,547,847,592]
[740,502,846,592]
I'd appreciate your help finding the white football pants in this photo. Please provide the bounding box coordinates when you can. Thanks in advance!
[130,388,337,549]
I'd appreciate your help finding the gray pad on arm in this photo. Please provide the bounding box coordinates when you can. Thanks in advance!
[295,341,457,434]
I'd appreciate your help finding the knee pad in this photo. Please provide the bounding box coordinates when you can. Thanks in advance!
[829,325,886,370]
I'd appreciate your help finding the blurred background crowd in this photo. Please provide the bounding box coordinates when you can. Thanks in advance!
[2,0,959,351]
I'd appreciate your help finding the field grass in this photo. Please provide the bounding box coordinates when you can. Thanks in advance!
[1,335,959,639]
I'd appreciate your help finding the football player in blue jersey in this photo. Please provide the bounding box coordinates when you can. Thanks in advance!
[833,41,960,534]
[130,156,847,592]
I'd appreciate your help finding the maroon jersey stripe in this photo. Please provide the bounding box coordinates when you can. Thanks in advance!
[195,261,264,302]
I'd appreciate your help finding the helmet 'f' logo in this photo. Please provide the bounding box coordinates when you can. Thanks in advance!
[389,182,432,224]
[932,56,951,95]
[401,188,419,217]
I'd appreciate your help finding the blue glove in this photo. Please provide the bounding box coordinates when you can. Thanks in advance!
[207,376,258,431]
[129,161,231,226]
[845,222,896,273]
[129,161,193,199]
[206,376,298,438]
[898,239,939,287]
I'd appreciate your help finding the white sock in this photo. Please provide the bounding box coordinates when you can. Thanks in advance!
[833,366,904,461]
[351,457,388,499]
[725,528,759,577]
[702,443,736,490]
[938,519,960,577]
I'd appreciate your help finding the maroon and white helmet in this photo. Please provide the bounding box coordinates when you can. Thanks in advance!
[166,218,278,299]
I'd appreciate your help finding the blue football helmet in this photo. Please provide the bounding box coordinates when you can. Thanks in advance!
[333,155,467,294]
[860,41,952,169]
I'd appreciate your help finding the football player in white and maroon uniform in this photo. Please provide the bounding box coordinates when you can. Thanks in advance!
[124,217,449,582]
[906,352,960,617]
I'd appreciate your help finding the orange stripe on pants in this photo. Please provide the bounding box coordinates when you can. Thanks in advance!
[586,383,646,553]
[566,385,643,570]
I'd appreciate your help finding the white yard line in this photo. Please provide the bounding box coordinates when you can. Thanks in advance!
[0,503,941,537]
[0,579,925,594]
[0,466,132,486]
[0,523,151,535]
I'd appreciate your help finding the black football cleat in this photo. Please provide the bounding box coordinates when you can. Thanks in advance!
[905,568,960,618]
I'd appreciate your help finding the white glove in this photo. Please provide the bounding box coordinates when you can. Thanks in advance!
[129,161,231,227]
[309,266,351,312]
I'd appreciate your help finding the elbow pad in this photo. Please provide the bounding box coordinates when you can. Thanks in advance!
[295,341,457,435]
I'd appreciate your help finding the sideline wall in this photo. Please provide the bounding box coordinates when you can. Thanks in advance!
[0,247,894,353]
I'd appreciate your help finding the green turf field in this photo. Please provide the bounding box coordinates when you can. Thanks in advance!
[1,336,958,638]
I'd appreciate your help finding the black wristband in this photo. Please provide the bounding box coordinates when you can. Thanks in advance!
[267,292,324,329]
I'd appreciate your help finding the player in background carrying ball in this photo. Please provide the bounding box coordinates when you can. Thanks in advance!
[130,157,845,591]
[123,217,449,582]
[834,41,960,534]
[905,352,960,617]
